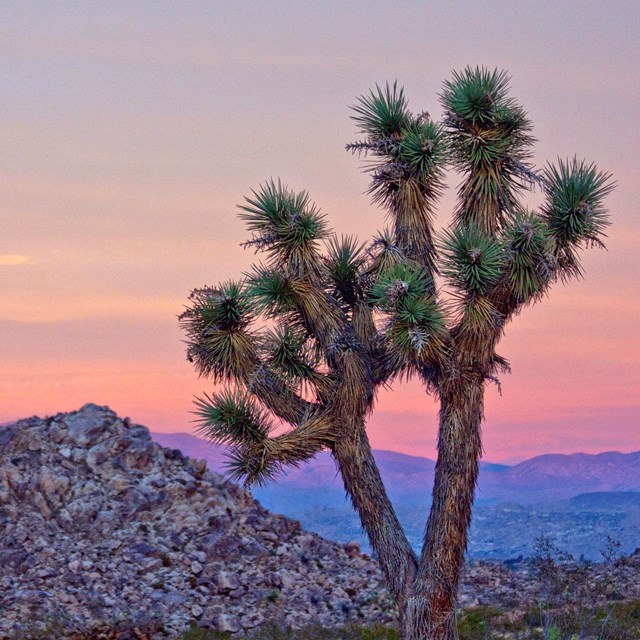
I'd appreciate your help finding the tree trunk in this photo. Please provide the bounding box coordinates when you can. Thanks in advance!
[331,417,418,617]
[403,375,485,640]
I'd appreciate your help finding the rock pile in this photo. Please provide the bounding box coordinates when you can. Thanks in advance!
[0,404,394,638]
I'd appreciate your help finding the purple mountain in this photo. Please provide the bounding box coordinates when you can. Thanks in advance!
[151,432,640,504]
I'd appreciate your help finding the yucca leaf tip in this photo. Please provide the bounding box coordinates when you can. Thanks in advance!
[369,262,432,310]
[193,388,272,446]
[543,157,614,248]
[441,225,504,296]
[246,266,298,317]
[180,282,257,381]
[239,180,328,270]
[441,66,512,126]
[325,235,367,307]
[180,282,250,332]
[351,81,409,140]
[399,120,447,178]
[502,213,553,302]
[263,325,320,384]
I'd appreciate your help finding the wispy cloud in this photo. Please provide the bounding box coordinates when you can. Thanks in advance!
[0,254,32,266]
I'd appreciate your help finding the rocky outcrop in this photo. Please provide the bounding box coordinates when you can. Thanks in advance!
[0,404,394,638]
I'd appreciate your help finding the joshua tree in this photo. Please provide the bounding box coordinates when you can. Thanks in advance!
[180,67,613,640]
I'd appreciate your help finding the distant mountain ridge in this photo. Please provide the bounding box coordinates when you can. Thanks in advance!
[151,432,640,503]
[152,432,640,560]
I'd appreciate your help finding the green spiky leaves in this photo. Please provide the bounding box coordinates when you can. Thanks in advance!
[239,180,328,278]
[441,224,506,339]
[246,266,298,317]
[325,235,367,308]
[542,157,614,278]
[247,265,342,347]
[351,81,410,140]
[399,120,447,181]
[193,388,272,445]
[194,389,280,486]
[370,262,432,309]
[261,325,327,395]
[441,66,536,233]
[385,295,447,364]
[441,67,513,127]
[224,415,337,486]
[441,225,504,296]
[371,262,446,372]
[366,228,405,275]
[194,385,337,486]
[502,212,554,303]
[179,282,257,381]
[441,66,532,147]
[182,282,250,331]
[263,326,314,379]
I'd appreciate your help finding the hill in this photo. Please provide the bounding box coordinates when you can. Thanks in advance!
[0,405,394,638]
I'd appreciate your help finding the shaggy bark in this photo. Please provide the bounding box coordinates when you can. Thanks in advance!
[338,373,485,640]
[332,418,419,616]
[407,374,484,640]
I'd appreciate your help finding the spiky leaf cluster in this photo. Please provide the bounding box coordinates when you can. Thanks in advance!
[441,67,536,232]
[501,212,554,303]
[384,296,447,371]
[246,267,298,317]
[325,235,367,309]
[350,81,410,140]
[370,263,446,373]
[193,388,272,445]
[240,179,328,278]
[179,283,256,381]
[542,158,614,278]
[370,262,432,310]
[224,415,337,486]
[261,325,328,396]
[367,229,407,275]
[400,120,446,178]
[441,225,504,296]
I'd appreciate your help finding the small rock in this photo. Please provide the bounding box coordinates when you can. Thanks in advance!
[217,571,240,592]
[217,613,241,633]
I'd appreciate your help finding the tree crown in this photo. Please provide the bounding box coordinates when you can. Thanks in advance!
[181,67,613,485]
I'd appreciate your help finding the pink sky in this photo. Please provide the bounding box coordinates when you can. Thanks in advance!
[1,2,638,462]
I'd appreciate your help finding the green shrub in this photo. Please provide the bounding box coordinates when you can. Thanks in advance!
[456,606,504,639]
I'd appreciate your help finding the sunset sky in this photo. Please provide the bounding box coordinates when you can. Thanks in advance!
[1,1,638,463]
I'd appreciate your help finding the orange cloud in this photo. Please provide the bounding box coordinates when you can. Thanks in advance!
[0,254,32,266]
